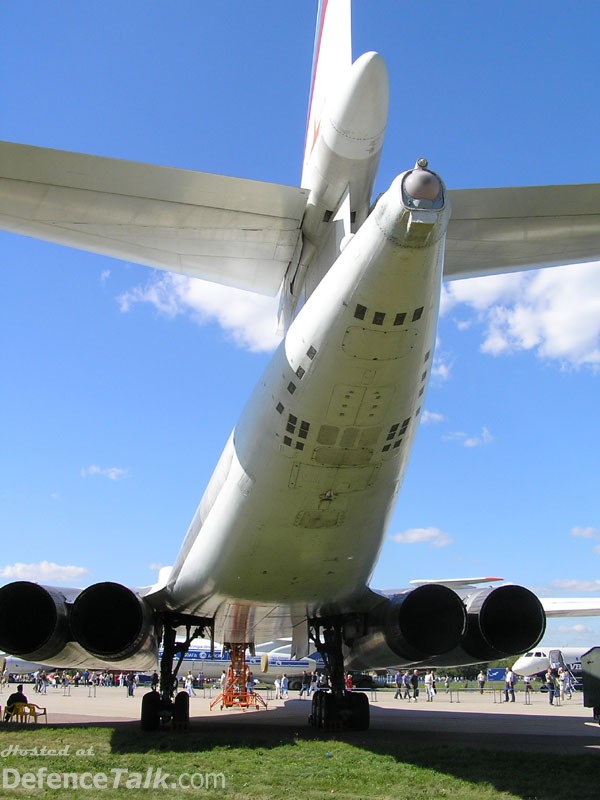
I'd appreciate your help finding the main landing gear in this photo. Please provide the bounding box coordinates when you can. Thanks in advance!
[140,613,211,731]
[307,619,370,731]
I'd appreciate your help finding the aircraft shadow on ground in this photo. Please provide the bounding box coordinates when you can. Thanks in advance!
[101,702,600,800]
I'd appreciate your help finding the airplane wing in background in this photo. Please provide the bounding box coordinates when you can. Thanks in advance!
[540,597,600,618]
[0,141,308,296]
[444,183,600,280]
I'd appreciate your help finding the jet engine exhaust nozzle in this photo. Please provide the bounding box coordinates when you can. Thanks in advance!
[343,584,467,671]
[0,581,75,662]
[461,583,546,661]
[70,581,157,662]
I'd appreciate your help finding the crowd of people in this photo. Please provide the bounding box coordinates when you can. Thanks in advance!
[393,669,441,701]
[3,664,580,706]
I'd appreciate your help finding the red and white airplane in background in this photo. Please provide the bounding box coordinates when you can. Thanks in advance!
[1,0,600,730]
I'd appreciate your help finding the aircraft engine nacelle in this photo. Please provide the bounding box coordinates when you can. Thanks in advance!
[0,580,84,664]
[426,584,546,667]
[343,584,467,671]
[0,580,159,670]
[70,582,158,666]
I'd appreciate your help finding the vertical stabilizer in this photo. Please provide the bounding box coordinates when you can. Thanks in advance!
[302,0,352,187]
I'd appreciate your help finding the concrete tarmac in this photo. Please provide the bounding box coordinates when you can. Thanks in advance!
[2,684,599,755]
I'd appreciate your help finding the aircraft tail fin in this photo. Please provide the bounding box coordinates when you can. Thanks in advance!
[302,0,352,186]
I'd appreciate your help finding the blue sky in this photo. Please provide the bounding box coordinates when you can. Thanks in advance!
[1,1,600,648]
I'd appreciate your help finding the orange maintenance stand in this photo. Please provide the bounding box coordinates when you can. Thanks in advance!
[210,644,267,711]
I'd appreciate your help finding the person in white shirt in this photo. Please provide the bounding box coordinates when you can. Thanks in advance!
[424,670,435,701]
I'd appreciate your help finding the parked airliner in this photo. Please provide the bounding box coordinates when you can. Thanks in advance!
[1,0,599,731]
[512,647,586,678]
[2,645,319,688]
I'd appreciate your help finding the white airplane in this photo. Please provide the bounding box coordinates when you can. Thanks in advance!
[1,653,48,677]
[161,641,319,687]
[512,646,586,678]
[1,645,319,688]
[1,0,600,732]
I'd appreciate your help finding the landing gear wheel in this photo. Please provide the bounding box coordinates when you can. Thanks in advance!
[347,691,370,731]
[308,619,371,731]
[140,690,160,731]
[173,691,190,730]
[309,690,325,728]
[321,692,338,730]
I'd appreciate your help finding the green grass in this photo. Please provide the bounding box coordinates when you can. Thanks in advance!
[0,724,597,799]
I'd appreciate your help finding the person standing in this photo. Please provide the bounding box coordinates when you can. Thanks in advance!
[299,671,310,698]
[393,670,403,699]
[477,670,486,694]
[545,667,556,704]
[410,669,419,701]
[563,670,573,699]
[504,668,515,702]
[424,670,435,701]
[402,671,412,700]
[184,671,196,696]
[281,673,289,698]
[558,668,570,701]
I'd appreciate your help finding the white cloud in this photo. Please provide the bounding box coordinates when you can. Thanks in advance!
[421,411,445,425]
[430,338,453,382]
[555,622,594,635]
[443,427,493,448]
[0,560,88,583]
[118,273,281,353]
[391,527,453,548]
[442,262,600,370]
[571,526,600,540]
[81,465,129,481]
[551,579,600,593]
[464,427,493,448]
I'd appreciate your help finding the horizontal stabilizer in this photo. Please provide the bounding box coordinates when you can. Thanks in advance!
[445,183,600,280]
[0,141,308,296]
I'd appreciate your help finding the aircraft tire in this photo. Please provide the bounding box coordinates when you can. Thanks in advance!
[309,690,324,728]
[140,690,160,731]
[321,692,338,730]
[347,691,370,731]
[173,690,190,729]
